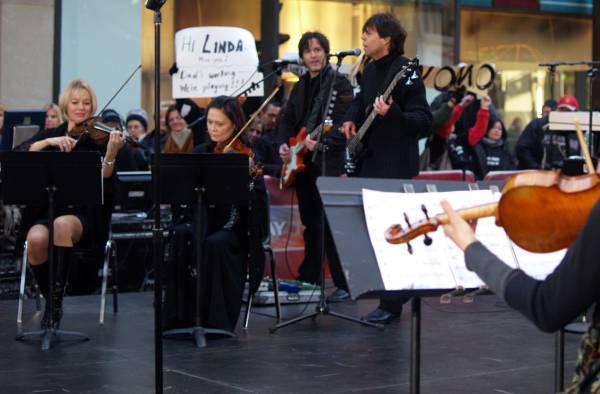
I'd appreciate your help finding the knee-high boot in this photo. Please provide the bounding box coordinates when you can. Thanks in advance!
[41,246,72,329]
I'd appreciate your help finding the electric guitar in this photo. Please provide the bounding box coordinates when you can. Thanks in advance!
[280,90,337,188]
[280,117,334,188]
[344,58,419,175]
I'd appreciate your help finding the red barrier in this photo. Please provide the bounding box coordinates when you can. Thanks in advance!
[264,176,304,279]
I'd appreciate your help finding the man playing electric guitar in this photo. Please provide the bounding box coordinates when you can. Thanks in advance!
[277,32,354,300]
[341,13,432,322]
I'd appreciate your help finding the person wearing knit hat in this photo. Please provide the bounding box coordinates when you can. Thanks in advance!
[101,108,123,130]
[126,108,148,141]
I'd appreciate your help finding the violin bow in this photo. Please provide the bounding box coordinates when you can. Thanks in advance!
[73,64,142,145]
[224,84,281,152]
[574,120,596,174]
[96,64,142,117]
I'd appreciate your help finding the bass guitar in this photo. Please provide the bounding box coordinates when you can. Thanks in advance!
[344,58,419,175]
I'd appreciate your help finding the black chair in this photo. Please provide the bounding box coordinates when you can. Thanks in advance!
[243,178,281,328]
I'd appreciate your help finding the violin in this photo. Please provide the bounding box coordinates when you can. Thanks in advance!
[69,117,140,147]
[215,137,264,178]
[385,121,600,253]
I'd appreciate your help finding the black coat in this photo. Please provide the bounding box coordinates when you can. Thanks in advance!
[276,64,354,176]
[472,138,516,179]
[515,116,580,170]
[344,53,432,178]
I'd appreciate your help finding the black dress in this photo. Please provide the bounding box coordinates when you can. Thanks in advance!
[163,142,268,333]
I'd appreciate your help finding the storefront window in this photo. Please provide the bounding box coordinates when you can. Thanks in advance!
[461,9,592,130]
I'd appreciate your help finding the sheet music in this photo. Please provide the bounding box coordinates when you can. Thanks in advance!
[362,188,565,291]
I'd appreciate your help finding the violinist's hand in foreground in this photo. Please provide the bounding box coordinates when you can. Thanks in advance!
[440,199,478,251]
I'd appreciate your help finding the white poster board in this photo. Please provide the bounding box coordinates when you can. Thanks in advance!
[172,26,264,98]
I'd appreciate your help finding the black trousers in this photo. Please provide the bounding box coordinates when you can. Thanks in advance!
[294,167,347,289]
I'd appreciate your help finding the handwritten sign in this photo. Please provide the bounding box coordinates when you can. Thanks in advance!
[420,63,496,95]
[172,26,264,98]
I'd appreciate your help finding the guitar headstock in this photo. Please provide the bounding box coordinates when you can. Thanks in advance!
[391,58,420,88]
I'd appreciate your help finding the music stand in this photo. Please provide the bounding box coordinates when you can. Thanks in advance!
[156,153,249,348]
[0,151,103,350]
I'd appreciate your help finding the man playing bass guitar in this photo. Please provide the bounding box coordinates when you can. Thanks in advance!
[341,13,432,322]
[277,32,354,299]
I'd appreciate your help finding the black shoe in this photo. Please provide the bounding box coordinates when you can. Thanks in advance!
[327,288,350,303]
[363,307,400,324]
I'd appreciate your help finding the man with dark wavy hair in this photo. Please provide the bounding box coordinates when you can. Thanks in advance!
[341,13,432,323]
[277,31,354,299]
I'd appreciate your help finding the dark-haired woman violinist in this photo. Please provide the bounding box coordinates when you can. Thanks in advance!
[164,95,268,334]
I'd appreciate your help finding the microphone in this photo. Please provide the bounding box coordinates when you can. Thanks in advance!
[272,58,302,67]
[328,48,361,58]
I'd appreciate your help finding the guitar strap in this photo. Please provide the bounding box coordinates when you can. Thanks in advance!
[304,64,335,133]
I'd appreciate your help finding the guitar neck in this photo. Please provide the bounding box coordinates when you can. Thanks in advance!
[309,124,323,140]
[348,68,407,150]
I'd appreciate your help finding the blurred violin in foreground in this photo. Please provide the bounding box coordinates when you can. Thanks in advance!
[385,121,600,254]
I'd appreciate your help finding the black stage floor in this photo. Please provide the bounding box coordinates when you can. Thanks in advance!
[0,291,581,393]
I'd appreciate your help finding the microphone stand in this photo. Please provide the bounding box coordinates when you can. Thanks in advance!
[145,1,166,393]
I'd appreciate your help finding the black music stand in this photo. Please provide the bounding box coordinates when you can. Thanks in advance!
[156,153,249,348]
[315,176,553,394]
[0,151,102,350]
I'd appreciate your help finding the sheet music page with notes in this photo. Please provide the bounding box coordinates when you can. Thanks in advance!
[362,189,564,291]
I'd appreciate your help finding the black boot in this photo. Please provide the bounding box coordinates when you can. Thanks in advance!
[43,246,72,330]
[31,263,52,329]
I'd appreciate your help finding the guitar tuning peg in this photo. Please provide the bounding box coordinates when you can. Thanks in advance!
[411,71,419,80]
[405,78,413,86]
